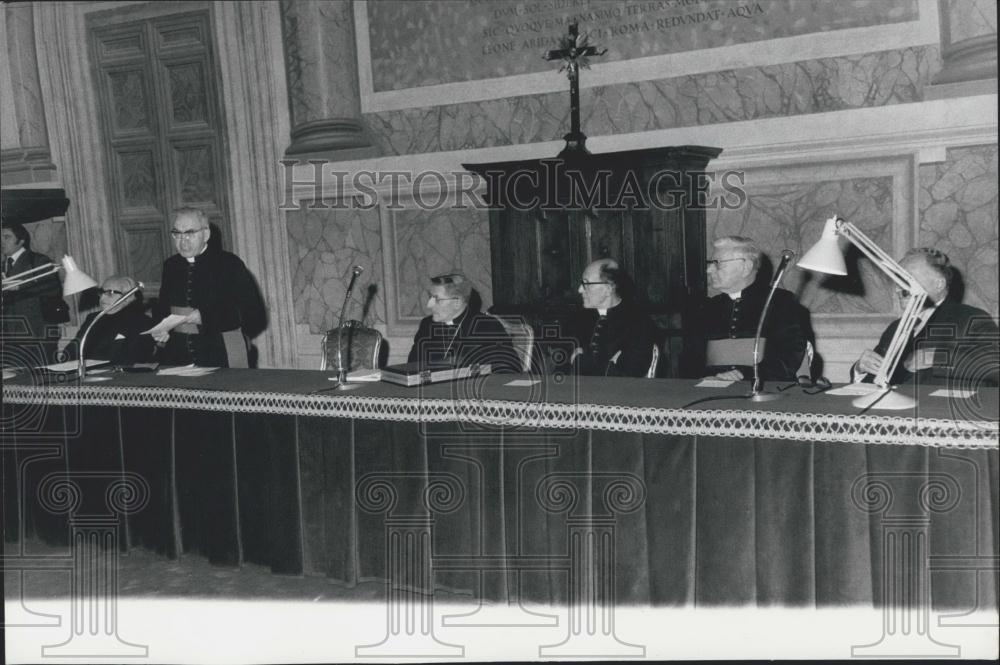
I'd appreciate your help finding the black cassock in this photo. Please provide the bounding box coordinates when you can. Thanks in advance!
[407,308,517,372]
[155,248,266,367]
[682,281,809,381]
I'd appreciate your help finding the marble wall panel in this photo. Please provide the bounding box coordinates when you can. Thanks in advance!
[364,46,938,156]
[918,144,998,315]
[286,204,386,334]
[708,175,896,317]
[388,205,492,323]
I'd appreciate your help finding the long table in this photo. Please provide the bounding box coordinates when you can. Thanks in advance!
[3,369,997,609]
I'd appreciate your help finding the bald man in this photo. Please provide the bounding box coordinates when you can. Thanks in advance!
[569,259,657,377]
[854,247,998,387]
[63,275,155,366]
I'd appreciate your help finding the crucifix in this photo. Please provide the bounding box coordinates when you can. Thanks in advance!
[543,22,606,155]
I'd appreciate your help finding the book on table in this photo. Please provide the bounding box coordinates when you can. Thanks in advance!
[380,361,492,387]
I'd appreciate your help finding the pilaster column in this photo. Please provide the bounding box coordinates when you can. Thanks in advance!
[280,0,370,155]
[1,3,56,184]
[32,3,116,281]
[213,1,297,368]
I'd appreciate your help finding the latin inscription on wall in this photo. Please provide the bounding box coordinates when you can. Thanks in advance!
[366,0,918,92]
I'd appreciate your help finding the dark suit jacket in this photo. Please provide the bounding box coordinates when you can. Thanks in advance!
[2,249,62,345]
[64,302,155,366]
[866,301,998,387]
[568,302,657,378]
[407,308,517,372]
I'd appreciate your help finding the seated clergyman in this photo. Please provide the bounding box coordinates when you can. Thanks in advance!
[62,275,155,366]
[568,258,656,377]
[682,236,808,381]
[407,271,517,371]
[853,247,998,387]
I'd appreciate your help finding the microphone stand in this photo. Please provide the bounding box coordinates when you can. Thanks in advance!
[332,266,363,388]
[78,285,142,381]
[748,250,795,402]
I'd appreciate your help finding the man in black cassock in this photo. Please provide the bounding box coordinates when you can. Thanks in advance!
[569,258,657,377]
[407,271,516,371]
[151,208,266,367]
[682,236,809,382]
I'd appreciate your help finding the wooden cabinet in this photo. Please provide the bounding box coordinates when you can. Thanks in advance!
[464,145,721,376]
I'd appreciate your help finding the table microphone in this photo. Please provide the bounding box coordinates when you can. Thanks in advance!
[749,249,795,402]
[334,265,364,387]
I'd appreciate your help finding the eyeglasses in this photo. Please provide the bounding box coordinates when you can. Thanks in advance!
[170,228,207,239]
[706,258,746,269]
[100,289,125,297]
[777,375,832,395]
[579,280,610,288]
[427,294,461,304]
[430,273,465,285]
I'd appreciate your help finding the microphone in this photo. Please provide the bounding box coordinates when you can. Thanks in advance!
[749,249,796,401]
[772,250,795,287]
[334,266,365,386]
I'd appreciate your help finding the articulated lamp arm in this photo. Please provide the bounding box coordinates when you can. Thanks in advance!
[829,219,927,389]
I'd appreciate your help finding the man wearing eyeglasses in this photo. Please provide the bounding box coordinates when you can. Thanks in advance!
[568,258,656,377]
[61,276,154,366]
[853,248,998,386]
[407,271,515,371]
[151,207,267,367]
[682,236,808,381]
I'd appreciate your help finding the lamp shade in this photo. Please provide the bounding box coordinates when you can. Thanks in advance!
[61,255,98,296]
[797,216,847,276]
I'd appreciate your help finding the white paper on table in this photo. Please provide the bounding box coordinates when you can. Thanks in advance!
[156,364,218,377]
[929,388,976,399]
[41,359,109,372]
[696,378,734,388]
[826,383,882,396]
[141,314,189,336]
[505,379,540,387]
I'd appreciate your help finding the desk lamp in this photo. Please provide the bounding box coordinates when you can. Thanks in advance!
[2,255,97,295]
[797,216,926,410]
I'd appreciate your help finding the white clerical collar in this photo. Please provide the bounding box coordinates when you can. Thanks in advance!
[8,247,26,264]
[185,246,208,263]
[726,290,742,300]
[597,308,608,316]
[445,308,469,326]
